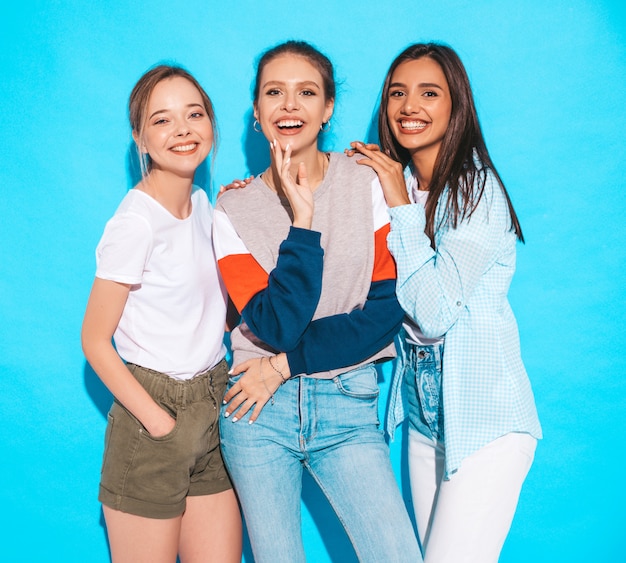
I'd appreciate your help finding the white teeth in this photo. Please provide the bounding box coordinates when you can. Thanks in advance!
[277,120,303,128]
[401,121,427,130]
[171,143,197,152]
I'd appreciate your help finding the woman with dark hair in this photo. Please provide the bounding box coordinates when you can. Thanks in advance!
[213,40,421,563]
[351,43,542,562]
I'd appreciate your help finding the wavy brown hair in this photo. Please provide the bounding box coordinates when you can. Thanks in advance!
[378,43,523,244]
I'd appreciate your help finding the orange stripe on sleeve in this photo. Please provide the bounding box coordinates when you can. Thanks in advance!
[373,224,397,282]
[218,254,269,313]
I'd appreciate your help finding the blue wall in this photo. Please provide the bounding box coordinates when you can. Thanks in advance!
[1,1,624,561]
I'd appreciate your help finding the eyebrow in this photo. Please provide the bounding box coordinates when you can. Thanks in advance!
[389,81,444,90]
[262,80,321,89]
[148,103,204,121]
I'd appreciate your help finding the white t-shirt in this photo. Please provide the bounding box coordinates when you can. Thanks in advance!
[403,177,444,346]
[96,187,227,380]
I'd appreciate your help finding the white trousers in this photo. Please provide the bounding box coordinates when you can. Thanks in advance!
[408,430,537,563]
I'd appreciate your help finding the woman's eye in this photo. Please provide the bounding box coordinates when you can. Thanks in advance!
[389,90,404,98]
[301,90,315,96]
[153,118,168,125]
[190,111,204,119]
[423,91,437,98]
[266,89,281,96]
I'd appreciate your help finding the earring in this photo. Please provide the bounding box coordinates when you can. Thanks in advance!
[253,119,262,133]
[320,120,331,133]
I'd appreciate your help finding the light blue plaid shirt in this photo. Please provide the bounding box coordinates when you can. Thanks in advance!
[386,168,542,478]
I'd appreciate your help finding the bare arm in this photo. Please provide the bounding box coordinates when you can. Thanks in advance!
[81,277,175,437]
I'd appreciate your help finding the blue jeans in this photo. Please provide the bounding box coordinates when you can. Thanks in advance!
[404,344,445,441]
[220,364,422,563]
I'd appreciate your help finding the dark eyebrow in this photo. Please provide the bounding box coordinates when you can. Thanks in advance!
[148,103,204,121]
[262,80,322,90]
[389,81,444,90]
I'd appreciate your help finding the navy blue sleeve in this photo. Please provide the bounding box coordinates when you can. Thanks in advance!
[241,227,324,351]
[285,278,404,376]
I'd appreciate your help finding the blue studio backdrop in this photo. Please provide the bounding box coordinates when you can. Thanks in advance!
[1,1,625,561]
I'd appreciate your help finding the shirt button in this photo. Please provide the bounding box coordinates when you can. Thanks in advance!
[456,301,462,307]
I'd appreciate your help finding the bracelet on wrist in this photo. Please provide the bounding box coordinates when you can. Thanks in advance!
[268,355,288,384]
[260,358,275,406]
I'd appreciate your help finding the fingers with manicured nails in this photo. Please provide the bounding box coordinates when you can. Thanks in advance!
[347,142,410,207]
[218,176,254,196]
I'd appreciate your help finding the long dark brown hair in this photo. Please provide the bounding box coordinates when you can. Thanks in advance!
[378,43,524,244]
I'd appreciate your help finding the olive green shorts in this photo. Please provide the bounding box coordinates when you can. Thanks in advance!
[99,359,232,519]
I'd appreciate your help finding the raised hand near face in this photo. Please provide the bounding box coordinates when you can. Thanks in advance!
[271,139,314,229]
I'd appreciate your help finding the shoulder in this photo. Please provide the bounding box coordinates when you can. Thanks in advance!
[477,166,508,213]
[328,151,377,185]
[106,190,152,232]
[214,177,267,213]
[111,189,169,228]
[191,186,213,217]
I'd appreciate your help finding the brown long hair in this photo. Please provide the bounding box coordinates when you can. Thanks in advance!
[378,43,524,244]
[129,64,218,177]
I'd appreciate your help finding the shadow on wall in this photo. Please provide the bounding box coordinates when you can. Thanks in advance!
[242,109,270,176]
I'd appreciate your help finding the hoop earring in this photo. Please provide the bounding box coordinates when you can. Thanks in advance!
[253,119,262,133]
[320,120,331,133]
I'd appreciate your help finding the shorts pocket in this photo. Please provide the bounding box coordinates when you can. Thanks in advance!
[139,404,180,443]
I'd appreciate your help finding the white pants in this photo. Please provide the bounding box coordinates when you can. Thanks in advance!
[408,430,537,563]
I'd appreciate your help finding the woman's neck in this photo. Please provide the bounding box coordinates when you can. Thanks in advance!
[410,147,439,191]
[265,147,329,196]
[137,169,194,219]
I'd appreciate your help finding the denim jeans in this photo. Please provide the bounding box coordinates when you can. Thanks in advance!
[220,363,421,563]
[404,344,445,440]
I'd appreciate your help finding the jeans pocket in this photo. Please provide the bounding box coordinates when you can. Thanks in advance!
[334,365,379,399]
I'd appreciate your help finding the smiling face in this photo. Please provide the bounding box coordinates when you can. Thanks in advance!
[386,57,452,166]
[253,54,334,154]
[134,76,214,179]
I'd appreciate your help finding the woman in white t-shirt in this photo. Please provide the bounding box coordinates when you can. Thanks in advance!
[81,64,241,563]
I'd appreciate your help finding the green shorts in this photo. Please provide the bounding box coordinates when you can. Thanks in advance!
[99,359,232,519]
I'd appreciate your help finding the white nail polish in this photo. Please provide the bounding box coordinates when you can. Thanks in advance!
[232,417,238,423]
[224,411,230,418]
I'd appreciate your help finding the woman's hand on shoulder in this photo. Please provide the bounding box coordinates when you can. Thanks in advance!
[218,176,254,197]
[347,141,411,208]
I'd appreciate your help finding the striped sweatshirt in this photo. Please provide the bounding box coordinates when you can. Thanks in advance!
[212,152,404,378]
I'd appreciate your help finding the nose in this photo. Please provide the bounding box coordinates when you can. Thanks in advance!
[282,91,299,111]
[400,92,420,115]
[175,121,190,136]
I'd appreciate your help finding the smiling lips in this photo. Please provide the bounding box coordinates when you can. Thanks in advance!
[400,120,428,132]
[170,142,199,153]
[276,119,304,129]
